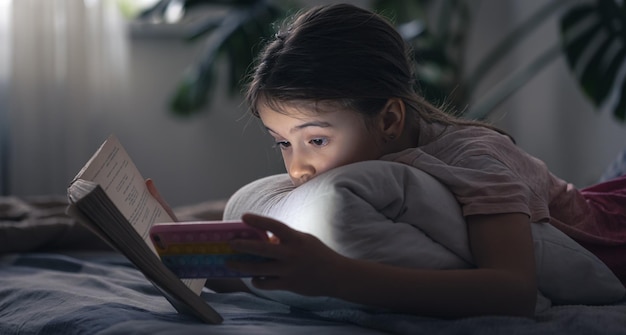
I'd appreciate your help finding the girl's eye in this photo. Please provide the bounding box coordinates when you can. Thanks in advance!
[310,138,328,147]
[274,141,291,150]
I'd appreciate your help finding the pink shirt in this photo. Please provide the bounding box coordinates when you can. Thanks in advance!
[381,121,598,240]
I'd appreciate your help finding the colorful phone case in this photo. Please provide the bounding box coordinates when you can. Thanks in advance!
[149,221,269,278]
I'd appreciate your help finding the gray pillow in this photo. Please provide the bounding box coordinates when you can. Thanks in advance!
[225,161,625,311]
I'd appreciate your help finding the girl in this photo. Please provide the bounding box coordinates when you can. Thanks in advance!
[151,3,626,318]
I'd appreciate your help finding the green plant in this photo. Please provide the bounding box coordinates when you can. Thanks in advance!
[560,0,626,121]
[137,0,626,122]
[137,0,286,116]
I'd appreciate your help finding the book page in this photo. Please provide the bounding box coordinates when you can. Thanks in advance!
[73,134,205,293]
[73,135,171,245]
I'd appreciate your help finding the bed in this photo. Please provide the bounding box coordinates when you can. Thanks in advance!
[1,161,626,335]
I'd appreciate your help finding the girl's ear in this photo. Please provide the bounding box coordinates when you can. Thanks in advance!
[378,98,406,141]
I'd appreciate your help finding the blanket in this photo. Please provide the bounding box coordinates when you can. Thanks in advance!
[0,195,111,252]
[1,251,626,335]
[223,161,625,311]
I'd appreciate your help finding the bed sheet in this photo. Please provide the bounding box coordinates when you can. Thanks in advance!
[1,251,625,335]
[0,251,382,335]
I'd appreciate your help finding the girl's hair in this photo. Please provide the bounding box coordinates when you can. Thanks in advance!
[246,3,508,137]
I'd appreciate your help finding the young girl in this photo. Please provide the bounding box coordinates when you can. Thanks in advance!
[151,3,626,318]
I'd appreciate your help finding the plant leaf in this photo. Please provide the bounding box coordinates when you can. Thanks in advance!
[169,61,216,116]
[169,1,284,115]
[560,0,626,121]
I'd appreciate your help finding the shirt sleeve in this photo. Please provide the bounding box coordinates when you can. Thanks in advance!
[384,149,540,219]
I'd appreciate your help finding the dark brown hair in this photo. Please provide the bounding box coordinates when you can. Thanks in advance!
[246,3,508,137]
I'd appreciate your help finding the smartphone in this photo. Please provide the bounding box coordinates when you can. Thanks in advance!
[149,220,269,278]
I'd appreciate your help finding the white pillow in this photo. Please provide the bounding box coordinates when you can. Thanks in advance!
[224,161,625,311]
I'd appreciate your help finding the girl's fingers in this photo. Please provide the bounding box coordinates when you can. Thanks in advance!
[229,238,287,259]
[146,178,178,222]
[241,213,297,242]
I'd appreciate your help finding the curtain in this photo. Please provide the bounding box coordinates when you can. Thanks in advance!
[0,0,11,195]
[2,0,130,196]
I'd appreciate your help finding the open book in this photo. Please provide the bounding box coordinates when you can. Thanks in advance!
[66,134,223,324]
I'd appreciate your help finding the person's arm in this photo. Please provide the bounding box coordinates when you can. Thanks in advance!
[229,212,537,318]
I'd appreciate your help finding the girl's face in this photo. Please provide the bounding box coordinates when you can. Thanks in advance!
[258,101,385,186]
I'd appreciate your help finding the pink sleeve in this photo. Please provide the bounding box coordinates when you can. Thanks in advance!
[384,149,549,220]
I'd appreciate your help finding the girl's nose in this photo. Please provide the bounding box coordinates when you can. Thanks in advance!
[288,158,315,186]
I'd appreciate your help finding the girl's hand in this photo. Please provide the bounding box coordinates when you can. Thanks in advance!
[146,179,178,222]
[229,213,346,296]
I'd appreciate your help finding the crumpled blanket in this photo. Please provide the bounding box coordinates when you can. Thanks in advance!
[0,195,228,254]
[0,195,110,253]
[1,251,625,335]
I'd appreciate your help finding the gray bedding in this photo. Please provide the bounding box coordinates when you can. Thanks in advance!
[1,196,625,334]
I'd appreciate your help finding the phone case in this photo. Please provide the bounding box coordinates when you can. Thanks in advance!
[149,221,269,278]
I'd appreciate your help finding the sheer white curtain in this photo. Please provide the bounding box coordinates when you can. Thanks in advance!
[0,0,11,194]
[4,0,130,196]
